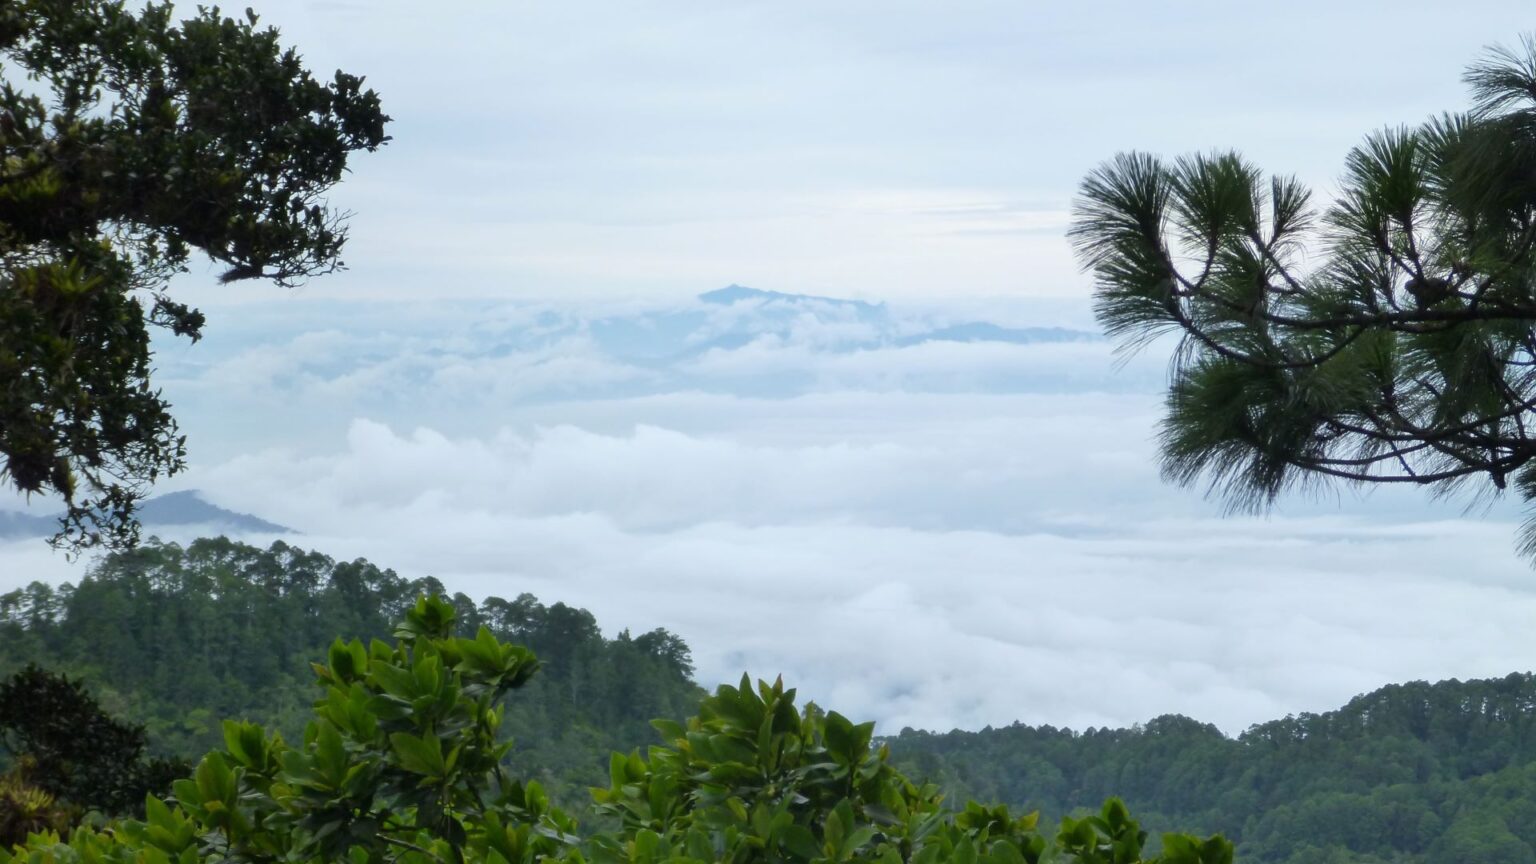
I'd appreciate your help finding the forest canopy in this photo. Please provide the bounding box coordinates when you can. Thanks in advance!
[0,537,701,801]
[890,674,1536,864]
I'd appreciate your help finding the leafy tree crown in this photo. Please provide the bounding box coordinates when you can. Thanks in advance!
[0,0,388,551]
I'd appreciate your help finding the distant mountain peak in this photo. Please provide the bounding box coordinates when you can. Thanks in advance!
[135,490,293,535]
[698,284,883,311]
[0,490,292,541]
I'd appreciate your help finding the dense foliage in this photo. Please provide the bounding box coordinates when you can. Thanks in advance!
[0,537,702,802]
[1070,38,1536,558]
[0,665,185,827]
[0,596,1230,864]
[888,674,1536,864]
[0,0,388,550]
[7,537,1536,863]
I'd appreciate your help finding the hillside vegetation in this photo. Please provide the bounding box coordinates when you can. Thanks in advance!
[888,675,1536,864]
[0,537,702,803]
[6,538,1536,862]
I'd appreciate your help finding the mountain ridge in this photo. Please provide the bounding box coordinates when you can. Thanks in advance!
[698,283,886,311]
[887,671,1536,863]
[0,490,292,540]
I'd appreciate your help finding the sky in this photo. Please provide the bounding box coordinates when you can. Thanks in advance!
[5,1,1536,736]
[160,0,1536,303]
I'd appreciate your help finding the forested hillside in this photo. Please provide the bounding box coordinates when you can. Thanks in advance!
[7,536,1536,863]
[888,676,1536,864]
[0,537,703,802]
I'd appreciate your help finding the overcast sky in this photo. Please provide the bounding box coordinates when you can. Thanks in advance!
[6,1,1536,735]
[152,0,1536,303]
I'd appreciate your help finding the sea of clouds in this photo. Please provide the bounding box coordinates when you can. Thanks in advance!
[3,287,1533,735]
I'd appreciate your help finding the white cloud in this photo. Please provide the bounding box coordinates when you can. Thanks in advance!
[173,406,1535,736]
[0,539,82,591]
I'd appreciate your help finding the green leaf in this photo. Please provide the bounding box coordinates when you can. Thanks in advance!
[953,836,978,864]
[986,839,1027,864]
[609,751,630,787]
[842,826,878,858]
[391,731,448,777]
[368,658,418,699]
[824,711,854,761]
[194,752,236,808]
[651,718,686,743]
[824,805,846,856]
[779,825,820,860]
[314,723,349,785]
[144,794,174,831]
[686,828,716,862]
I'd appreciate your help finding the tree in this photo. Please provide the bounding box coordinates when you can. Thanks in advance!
[0,665,185,818]
[0,0,388,551]
[1426,812,1536,864]
[1069,38,1536,557]
[633,627,695,677]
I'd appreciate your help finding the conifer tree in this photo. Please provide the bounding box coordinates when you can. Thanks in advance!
[1071,38,1536,558]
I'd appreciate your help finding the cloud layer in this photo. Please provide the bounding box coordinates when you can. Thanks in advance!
[5,291,1533,736]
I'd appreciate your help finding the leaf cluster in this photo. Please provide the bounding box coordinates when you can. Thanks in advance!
[588,674,1230,864]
